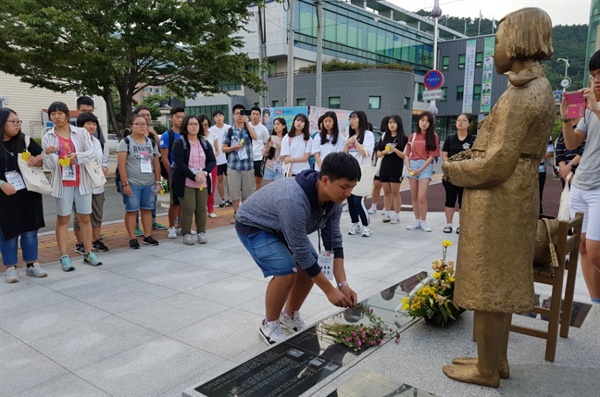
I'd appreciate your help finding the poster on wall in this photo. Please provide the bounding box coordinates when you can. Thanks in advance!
[308,106,354,138]
[479,36,495,114]
[462,39,477,114]
[261,106,308,134]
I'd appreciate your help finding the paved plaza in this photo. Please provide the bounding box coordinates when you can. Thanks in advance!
[1,185,598,396]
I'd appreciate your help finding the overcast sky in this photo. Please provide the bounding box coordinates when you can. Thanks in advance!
[388,0,591,26]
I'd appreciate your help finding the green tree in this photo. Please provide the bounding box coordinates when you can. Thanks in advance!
[0,0,265,133]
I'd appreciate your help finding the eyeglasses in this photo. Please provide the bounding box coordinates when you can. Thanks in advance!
[138,113,152,118]
[7,120,23,126]
[589,73,600,82]
[187,122,200,127]
[132,123,148,127]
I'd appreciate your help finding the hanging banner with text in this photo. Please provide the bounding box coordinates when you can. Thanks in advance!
[479,37,495,113]
[462,39,477,114]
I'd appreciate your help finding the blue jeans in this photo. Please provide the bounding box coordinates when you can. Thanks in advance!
[347,194,369,226]
[0,228,39,267]
[236,229,318,277]
[122,183,155,212]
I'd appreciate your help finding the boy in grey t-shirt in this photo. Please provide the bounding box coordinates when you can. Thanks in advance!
[560,49,600,303]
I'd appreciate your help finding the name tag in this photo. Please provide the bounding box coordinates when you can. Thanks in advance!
[318,251,334,280]
[238,147,248,160]
[62,165,77,181]
[140,154,152,173]
[5,171,26,191]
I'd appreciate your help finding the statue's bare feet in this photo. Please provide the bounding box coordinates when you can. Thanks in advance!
[451,357,509,379]
[443,364,500,388]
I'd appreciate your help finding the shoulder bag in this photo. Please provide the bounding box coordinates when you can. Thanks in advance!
[17,135,52,195]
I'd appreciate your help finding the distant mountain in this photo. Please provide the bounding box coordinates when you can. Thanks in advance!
[416,10,588,90]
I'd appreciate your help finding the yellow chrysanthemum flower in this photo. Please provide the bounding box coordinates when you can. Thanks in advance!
[442,240,453,248]
[432,272,441,279]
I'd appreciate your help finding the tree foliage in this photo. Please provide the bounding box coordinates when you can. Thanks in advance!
[0,0,265,133]
[415,10,588,90]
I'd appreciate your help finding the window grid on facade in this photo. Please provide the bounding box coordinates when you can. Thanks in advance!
[220,83,241,91]
[329,96,341,109]
[368,96,381,109]
[441,87,448,102]
[458,54,466,69]
[403,97,410,110]
[297,98,307,106]
[186,105,230,124]
[473,84,482,100]
[417,83,424,102]
[294,0,435,73]
[456,86,464,101]
[475,52,484,68]
[442,56,450,71]
[272,100,280,107]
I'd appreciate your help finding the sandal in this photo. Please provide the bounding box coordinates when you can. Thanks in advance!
[443,226,452,233]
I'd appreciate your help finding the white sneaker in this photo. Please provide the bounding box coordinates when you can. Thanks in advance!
[167,227,177,239]
[259,319,287,345]
[361,226,372,237]
[348,223,361,235]
[406,221,421,230]
[26,263,48,278]
[279,311,306,332]
[367,206,377,215]
[183,234,195,245]
[390,215,400,225]
[4,266,18,283]
[421,221,432,232]
[197,232,208,244]
[382,213,391,223]
[208,212,217,218]
[176,227,183,235]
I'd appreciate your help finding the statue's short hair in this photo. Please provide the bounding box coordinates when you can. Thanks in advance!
[498,8,553,61]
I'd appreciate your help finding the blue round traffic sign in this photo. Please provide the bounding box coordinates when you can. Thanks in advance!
[424,70,444,90]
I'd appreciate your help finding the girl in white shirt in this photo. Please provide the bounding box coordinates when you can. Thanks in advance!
[281,113,312,176]
[343,110,375,237]
[312,111,346,172]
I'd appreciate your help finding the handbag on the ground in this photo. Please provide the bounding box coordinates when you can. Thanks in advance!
[17,136,52,195]
[84,159,107,188]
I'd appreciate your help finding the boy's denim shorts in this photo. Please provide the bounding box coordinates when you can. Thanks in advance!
[236,229,317,277]
[122,183,155,212]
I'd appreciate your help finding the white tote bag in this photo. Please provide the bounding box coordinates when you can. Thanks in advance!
[84,159,107,188]
[352,156,381,197]
[557,173,572,221]
[17,136,52,195]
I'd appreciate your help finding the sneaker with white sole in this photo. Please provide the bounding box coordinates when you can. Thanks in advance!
[382,213,391,223]
[406,221,421,230]
[26,263,47,278]
[183,234,195,245]
[167,227,177,239]
[134,227,144,237]
[74,243,85,255]
[197,232,208,244]
[280,311,306,332]
[348,223,361,235]
[367,206,377,215]
[390,216,400,225]
[421,221,432,232]
[259,319,287,345]
[84,252,103,266]
[176,227,183,235]
[361,226,372,237]
[208,212,217,218]
[5,266,18,283]
[60,256,75,272]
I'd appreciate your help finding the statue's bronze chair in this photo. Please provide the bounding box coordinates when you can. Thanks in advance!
[511,212,584,362]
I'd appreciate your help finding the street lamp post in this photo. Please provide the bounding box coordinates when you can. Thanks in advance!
[557,57,570,91]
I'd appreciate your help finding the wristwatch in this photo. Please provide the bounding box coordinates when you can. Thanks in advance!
[561,118,574,123]
[337,281,349,288]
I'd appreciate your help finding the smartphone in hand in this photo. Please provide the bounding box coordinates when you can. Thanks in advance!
[564,92,586,118]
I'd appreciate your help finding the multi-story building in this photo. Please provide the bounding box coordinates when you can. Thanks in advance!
[187,0,506,139]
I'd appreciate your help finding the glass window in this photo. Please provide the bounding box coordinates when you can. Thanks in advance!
[297,98,307,106]
[368,96,381,109]
[324,10,336,42]
[417,83,424,102]
[329,96,341,109]
[272,100,279,107]
[475,52,484,68]
[456,86,464,101]
[458,54,466,69]
[473,84,481,100]
[337,14,348,44]
[441,87,447,102]
[403,97,411,110]
[442,56,450,71]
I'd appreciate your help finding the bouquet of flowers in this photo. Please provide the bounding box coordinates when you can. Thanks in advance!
[400,240,463,327]
[159,178,169,195]
[323,303,400,351]
[156,178,170,206]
